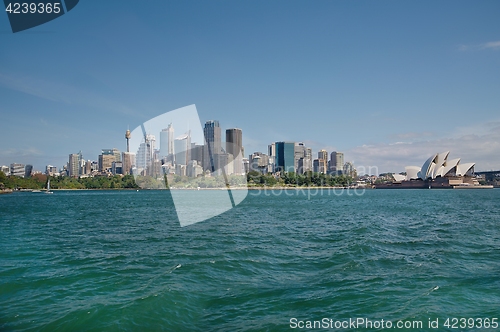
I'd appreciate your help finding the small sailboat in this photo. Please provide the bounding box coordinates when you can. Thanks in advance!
[45,178,53,194]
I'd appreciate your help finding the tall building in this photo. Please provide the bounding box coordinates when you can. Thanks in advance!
[98,154,115,173]
[294,143,306,173]
[85,161,92,175]
[24,165,33,178]
[293,143,313,174]
[226,128,243,174]
[112,161,123,175]
[10,163,25,177]
[313,159,327,174]
[174,131,191,166]
[304,148,312,173]
[114,148,123,162]
[330,151,344,174]
[135,134,155,172]
[275,142,295,173]
[160,123,175,158]
[101,148,121,162]
[190,143,204,165]
[203,120,221,172]
[297,147,312,175]
[343,161,356,178]
[318,150,328,174]
[69,153,80,177]
[268,143,276,158]
[122,152,136,175]
[318,150,328,162]
[268,143,276,173]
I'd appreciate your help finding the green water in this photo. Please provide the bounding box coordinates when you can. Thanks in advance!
[1,189,499,331]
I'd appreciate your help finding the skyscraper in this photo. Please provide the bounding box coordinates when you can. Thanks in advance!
[69,153,79,177]
[203,120,221,172]
[24,164,33,178]
[174,131,191,166]
[275,142,295,173]
[330,151,344,174]
[268,143,276,158]
[98,154,115,173]
[136,134,155,173]
[226,128,243,174]
[122,152,135,175]
[294,142,306,173]
[160,123,174,158]
[295,147,312,175]
[190,143,204,165]
[336,152,345,174]
[343,161,356,178]
[318,149,328,174]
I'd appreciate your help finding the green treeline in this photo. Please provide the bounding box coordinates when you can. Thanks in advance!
[0,172,138,190]
[247,171,354,187]
[0,170,354,191]
[143,171,354,189]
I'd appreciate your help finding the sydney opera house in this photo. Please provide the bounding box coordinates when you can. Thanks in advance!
[375,151,488,189]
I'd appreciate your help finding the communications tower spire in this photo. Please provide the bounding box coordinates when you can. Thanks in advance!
[125,127,131,153]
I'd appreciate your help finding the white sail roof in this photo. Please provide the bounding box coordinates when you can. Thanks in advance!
[419,154,438,180]
[456,162,475,176]
[393,174,406,182]
[432,151,450,178]
[405,166,421,180]
[403,152,474,180]
[441,158,460,177]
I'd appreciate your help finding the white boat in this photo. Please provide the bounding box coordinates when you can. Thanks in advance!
[45,178,53,194]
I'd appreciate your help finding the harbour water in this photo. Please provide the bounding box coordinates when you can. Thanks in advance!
[1,189,499,331]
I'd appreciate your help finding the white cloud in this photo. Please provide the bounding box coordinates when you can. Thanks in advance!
[0,147,43,159]
[482,41,500,50]
[459,40,500,51]
[346,121,500,174]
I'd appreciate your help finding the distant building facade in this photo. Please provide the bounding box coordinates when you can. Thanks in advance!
[122,152,135,175]
[99,154,115,173]
[45,165,58,176]
[69,153,80,177]
[10,163,25,177]
[275,142,295,173]
[318,150,328,174]
[1,165,10,175]
[174,132,191,166]
[160,123,174,159]
[330,151,344,174]
[226,128,243,174]
[24,164,33,178]
[203,120,221,172]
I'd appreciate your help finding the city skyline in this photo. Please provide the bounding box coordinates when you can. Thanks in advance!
[1,110,499,177]
[1,2,500,172]
[0,117,357,178]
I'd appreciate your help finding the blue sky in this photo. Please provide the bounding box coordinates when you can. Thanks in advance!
[1,1,500,173]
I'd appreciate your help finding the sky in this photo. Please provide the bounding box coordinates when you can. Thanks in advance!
[1,0,500,174]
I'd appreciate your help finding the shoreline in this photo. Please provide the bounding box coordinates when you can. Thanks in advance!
[4,186,497,192]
